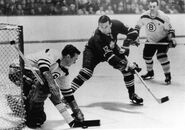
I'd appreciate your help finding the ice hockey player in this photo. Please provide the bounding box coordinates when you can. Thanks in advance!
[8,44,85,128]
[135,0,176,84]
[70,15,143,104]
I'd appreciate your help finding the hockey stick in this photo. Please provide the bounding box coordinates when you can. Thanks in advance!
[141,41,169,45]
[134,70,169,104]
[125,56,169,104]
[10,40,100,128]
[140,41,185,46]
[72,120,100,128]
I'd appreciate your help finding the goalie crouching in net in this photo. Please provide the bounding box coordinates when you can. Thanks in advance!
[70,15,143,105]
[8,44,84,128]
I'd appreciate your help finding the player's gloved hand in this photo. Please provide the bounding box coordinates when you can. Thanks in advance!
[169,38,177,48]
[120,47,130,56]
[71,109,84,122]
[69,100,84,122]
[127,62,142,74]
[130,37,140,47]
[124,38,140,47]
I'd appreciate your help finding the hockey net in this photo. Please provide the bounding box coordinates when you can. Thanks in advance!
[0,23,26,130]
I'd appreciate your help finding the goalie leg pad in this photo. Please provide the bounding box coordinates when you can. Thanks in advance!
[25,101,46,128]
[25,86,48,128]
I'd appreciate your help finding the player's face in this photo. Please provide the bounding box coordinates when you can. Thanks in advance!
[98,21,112,35]
[65,53,79,66]
[149,2,158,14]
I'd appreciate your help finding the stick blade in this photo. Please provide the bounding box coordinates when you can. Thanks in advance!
[83,119,100,127]
[72,120,100,128]
[160,96,169,103]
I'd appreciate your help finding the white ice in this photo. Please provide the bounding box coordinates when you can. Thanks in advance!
[23,39,185,130]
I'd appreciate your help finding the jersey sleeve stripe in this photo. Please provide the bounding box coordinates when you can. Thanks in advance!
[60,88,73,97]
[38,58,51,64]
[107,54,115,62]
[38,63,50,69]
[38,59,51,69]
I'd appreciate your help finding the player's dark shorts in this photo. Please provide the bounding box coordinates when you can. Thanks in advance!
[82,47,126,72]
[82,48,102,71]
[143,37,169,58]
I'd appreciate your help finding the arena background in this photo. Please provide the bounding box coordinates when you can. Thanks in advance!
[1,13,185,130]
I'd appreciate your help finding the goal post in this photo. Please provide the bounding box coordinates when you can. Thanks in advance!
[0,23,25,130]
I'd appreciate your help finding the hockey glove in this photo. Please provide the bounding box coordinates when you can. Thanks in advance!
[71,109,84,122]
[168,38,177,48]
[119,47,130,56]
[130,37,140,47]
[69,100,84,122]
[127,62,142,74]
[124,38,140,47]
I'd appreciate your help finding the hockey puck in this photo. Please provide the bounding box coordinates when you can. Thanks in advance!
[10,40,16,45]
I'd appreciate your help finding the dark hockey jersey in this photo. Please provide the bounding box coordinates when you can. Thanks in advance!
[86,19,138,62]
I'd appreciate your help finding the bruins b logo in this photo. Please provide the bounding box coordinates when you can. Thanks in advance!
[147,22,156,32]
[52,72,60,79]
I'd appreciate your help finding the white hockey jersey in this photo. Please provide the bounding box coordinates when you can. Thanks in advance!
[135,10,175,43]
[26,49,71,93]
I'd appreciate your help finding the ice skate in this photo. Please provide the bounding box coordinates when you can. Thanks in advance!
[129,93,143,105]
[165,72,171,85]
[141,70,154,80]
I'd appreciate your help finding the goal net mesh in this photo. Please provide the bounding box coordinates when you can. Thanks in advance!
[0,23,26,130]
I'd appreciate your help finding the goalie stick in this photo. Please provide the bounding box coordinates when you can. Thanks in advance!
[10,40,44,85]
[125,56,169,104]
[10,40,100,128]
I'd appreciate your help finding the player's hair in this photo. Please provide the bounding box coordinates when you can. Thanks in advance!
[98,15,111,24]
[149,0,159,5]
[62,44,81,57]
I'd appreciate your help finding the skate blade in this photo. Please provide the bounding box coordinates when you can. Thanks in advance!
[165,81,171,85]
[130,101,144,106]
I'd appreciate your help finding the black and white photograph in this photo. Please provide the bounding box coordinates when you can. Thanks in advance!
[0,0,185,130]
